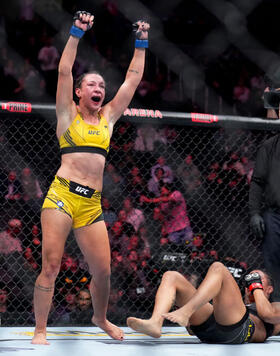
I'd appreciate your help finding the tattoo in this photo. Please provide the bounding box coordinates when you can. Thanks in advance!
[35,284,54,292]
[129,69,139,74]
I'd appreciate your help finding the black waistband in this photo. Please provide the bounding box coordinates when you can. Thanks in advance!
[69,181,95,198]
[56,176,96,198]
[60,146,108,158]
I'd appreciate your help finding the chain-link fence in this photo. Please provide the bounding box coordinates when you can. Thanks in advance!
[0,106,278,326]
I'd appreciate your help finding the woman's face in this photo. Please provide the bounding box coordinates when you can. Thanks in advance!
[76,73,105,111]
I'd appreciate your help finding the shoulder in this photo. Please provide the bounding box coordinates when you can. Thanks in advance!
[99,107,114,132]
[262,135,280,149]
[99,111,109,125]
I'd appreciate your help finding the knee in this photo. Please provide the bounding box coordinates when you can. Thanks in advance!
[90,265,111,282]
[162,271,181,283]
[42,257,62,280]
[209,261,227,274]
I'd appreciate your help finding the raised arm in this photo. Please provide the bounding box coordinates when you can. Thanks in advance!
[56,11,94,137]
[102,21,150,124]
[245,272,280,324]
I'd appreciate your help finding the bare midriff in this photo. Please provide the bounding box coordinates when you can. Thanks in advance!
[57,152,106,191]
[249,313,270,342]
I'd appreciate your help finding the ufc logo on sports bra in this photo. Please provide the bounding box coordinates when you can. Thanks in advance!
[88,130,100,135]
[75,186,89,195]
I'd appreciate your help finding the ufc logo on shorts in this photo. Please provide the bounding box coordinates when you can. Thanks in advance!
[75,186,89,195]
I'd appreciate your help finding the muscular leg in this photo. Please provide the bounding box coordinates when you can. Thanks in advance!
[32,209,72,344]
[127,271,213,338]
[75,221,123,341]
[163,262,246,327]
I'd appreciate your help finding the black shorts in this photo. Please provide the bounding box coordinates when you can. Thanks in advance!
[189,308,255,344]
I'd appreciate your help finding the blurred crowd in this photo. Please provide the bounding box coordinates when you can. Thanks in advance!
[0,0,275,326]
[0,119,261,325]
[0,0,273,117]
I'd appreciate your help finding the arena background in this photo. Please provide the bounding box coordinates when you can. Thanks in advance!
[1,0,280,326]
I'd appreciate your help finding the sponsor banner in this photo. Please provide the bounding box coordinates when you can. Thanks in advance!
[191,112,218,123]
[1,102,32,113]
[124,108,163,118]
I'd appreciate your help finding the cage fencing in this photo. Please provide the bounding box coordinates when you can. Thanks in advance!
[0,103,279,326]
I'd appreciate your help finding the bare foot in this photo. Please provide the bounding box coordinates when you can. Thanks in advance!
[92,316,124,340]
[127,317,161,338]
[162,309,190,327]
[31,331,50,345]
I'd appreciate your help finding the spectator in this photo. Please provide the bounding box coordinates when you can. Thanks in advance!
[147,167,165,197]
[123,196,145,233]
[23,246,39,271]
[0,285,30,325]
[37,36,59,96]
[55,289,80,325]
[122,250,153,308]
[19,0,35,22]
[138,226,151,260]
[141,183,193,246]
[102,163,125,209]
[2,58,21,99]
[134,125,167,157]
[176,154,202,196]
[19,59,45,100]
[0,219,36,308]
[107,288,124,324]
[68,289,94,325]
[151,156,174,184]
[233,77,251,115]
[108,210,135,251]
[102,196,117,229]
[0,286,8,313]
[21,167,43,211]
[126,165,146,200]
[0,219,23,255]
[3,170,22,202]
[22,223,42,271]
[152,206,168,247]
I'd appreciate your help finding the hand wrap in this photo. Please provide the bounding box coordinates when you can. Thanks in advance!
[133,20,149,48]
[70,11,93,38]
[244,272,263,294]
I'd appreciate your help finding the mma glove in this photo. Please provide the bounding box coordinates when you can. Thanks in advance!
[250,213,265,240]
[133,20,150,48]
[244,272,263,294]
[70,11,94,39]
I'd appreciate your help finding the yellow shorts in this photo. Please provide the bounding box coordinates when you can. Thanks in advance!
[42,176,104,229]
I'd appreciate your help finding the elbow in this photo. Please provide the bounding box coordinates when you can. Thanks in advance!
[58,64,72,76]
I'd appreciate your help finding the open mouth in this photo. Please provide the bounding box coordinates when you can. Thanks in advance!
[91,96,101,103]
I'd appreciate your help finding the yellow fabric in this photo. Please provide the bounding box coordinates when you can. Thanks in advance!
[59,111,110,153]
[42,176,103,229]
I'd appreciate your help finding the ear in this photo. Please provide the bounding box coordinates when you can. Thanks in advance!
[267,285,274,297]
[75,87,81,99]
